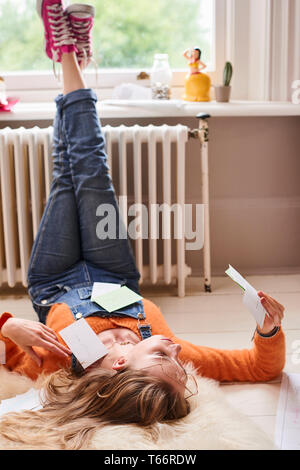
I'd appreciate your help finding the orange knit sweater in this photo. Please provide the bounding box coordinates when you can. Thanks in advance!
[0,298,285,382]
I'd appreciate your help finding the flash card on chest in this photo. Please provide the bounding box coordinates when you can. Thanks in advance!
[59,318,108,369]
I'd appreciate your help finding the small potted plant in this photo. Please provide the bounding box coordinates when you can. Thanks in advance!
[214,62,233,102]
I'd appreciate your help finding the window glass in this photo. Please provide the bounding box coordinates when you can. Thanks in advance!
[0,0,214,72]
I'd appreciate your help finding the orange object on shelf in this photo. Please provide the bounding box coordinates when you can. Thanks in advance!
[182,47,211,102]
[183,71,211,102]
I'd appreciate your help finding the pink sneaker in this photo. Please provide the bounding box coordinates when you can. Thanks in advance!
[36,0,77,62]
[65,3,95,67]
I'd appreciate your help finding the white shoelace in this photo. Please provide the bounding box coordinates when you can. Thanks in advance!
[71,19,98,78]
[72,20,92,55]
[47,4,76,47]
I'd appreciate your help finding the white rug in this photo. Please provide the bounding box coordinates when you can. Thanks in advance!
[0,367,275,450]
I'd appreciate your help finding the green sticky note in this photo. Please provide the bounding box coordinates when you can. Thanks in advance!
[93,286,143,313]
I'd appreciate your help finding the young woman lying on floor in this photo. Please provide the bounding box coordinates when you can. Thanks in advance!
[0,0,285,450]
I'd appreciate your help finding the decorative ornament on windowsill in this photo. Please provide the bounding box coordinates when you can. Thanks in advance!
[214,62,233,103]
[0,76,19,112]
[182,47,211,102]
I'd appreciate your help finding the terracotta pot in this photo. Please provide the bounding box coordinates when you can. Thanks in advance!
[214,86,231,102]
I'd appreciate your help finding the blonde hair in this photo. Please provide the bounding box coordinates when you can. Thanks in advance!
[0,367,190,450]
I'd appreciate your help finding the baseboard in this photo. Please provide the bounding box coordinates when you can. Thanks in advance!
[191,266,300,277]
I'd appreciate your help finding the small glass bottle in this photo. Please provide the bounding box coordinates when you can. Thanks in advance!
[150,54,172,100]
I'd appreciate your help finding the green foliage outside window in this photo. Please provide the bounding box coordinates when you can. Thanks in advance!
[0,0,213,72]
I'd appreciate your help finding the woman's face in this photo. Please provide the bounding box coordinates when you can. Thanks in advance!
[192,49,199,60]
[98,335,187,395]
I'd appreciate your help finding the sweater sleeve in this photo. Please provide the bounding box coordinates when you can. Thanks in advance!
[143,299,286,382]
[173,328,286,382]
[0,328,23,369]
[0,309,71,381]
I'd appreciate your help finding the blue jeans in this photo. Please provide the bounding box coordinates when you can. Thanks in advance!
[27,89,142,324]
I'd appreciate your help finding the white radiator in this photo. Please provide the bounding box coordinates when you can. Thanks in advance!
[0,125,191,296]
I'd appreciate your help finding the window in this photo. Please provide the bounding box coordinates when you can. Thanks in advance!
[0,0,222,102]
[0,0,214,70]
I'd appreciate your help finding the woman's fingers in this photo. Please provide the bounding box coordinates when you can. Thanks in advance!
[41,324,60,339]
[41,330,71,355]
[258,291,285,315]
[260,296,282,326]
[37,324,71,355]
[264,296,284,317]
[258,291,285,311]
[37,338,71,359]
[34,329,72,358]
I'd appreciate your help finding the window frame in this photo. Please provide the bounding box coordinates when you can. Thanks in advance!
[2,0,228,103]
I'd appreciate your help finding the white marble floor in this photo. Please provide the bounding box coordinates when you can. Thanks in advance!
[1,274,300,444]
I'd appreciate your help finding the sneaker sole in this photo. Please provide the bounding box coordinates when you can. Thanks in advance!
[65,3,96,17]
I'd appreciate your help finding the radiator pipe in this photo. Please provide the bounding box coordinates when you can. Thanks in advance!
[189,113,212,293]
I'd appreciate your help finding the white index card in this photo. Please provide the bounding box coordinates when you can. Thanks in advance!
[242,284,266,329]
[225,264,251,291]
[91,282,121,302]
[226,264,267,328]
[59,318,108,369]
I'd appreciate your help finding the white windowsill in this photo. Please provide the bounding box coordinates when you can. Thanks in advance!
[0,100,300,122]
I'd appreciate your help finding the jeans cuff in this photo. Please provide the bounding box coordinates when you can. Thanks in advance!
[54,88,97,112]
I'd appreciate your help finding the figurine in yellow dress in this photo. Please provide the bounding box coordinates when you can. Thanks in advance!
[182,47,211,102]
